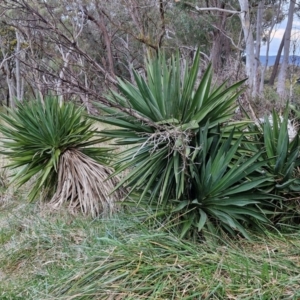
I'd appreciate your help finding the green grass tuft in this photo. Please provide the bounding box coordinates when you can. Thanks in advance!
[1,197,300,299]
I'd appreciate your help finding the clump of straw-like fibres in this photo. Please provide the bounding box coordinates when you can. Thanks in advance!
[50,148,124,217]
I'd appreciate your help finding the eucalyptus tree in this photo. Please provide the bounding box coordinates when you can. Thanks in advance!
[170,1,243,81]
[262,0,284,90]
[0,22,25,106]
[173,0,286,98]
[0,0,172,110]
[277,0,296,99]
[1,0,111,110]
[0,0,289,106]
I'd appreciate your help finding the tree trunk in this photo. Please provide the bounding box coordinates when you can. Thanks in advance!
[277,0,295,99]
[83,4,116,79]
[15,30,24,102]
[260,0,283,93]
[269,32,285,86]
[253,0,264,96]
[238,0,256,94]
[0,35,16,108]
[210,2,227,73]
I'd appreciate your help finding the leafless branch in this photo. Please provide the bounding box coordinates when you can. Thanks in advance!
[182,2,243,15]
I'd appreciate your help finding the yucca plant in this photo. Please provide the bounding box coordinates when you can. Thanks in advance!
[95,50,246,203]
[178,125,274,238]
[245,109,300,195]
[0,97,124,216]
[94,50,277,238]
[243,108,300,224]
[134,125,275,239]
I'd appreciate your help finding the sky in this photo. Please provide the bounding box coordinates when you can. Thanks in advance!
[260,9,300,56]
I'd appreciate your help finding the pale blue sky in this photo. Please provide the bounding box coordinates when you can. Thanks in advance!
[260,11,300,56]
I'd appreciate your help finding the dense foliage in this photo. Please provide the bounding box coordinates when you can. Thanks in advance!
[1,1,298,113]
[1,50,300,239]
[94,51,298,238]
[0,97,123,216]
[244,108,300,224]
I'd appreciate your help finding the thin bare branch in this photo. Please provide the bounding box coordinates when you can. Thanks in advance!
[182,2,243,15]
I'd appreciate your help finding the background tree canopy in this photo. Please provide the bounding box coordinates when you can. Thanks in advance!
[0,0,299,112]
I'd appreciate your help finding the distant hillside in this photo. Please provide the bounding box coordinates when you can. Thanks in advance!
[260,55,300,66]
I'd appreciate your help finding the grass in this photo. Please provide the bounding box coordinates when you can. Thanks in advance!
[0,135,300,299]
[0,130,300,300]
[1,193,300,300]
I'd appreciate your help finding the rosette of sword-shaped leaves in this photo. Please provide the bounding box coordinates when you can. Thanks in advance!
[173,124,273,239]
[244,107,300,224]
[0,97,124,216]
[95,50,246,203]
[93,50,278,238]
[245,109,300,193]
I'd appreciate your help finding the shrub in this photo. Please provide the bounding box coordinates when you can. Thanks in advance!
[94,51,277,238]
[244,108,300,224]
[0,97,124,216]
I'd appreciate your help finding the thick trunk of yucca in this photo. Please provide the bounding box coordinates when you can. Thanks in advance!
[50,149,124,217]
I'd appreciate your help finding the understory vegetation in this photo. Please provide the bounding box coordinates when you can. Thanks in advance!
[93,51,300,239]
[1,51,300,299]
[0,200,300,300]
[0,97,124,217]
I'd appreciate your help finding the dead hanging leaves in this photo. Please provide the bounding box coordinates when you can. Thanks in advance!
[49,148,125,218]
